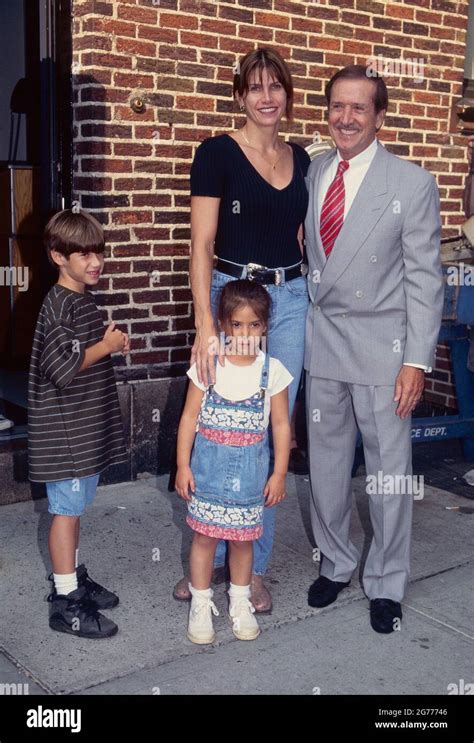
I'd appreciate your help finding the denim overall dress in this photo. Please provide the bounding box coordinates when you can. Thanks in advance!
[187,353,271,541]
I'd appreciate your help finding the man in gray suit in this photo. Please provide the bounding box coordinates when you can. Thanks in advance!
[304,65,443,633]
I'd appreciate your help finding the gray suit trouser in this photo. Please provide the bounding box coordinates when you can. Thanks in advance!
[306,374,413,602]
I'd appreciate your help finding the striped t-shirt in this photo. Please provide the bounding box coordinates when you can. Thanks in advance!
[28,284,127,483]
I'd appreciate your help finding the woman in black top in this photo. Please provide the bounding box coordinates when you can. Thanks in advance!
[174,48,311,612]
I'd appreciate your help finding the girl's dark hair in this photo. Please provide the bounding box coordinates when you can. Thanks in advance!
[44,209,105,267]
[218,279,272,328]
[233,47,294,120]
[325,64,389,114]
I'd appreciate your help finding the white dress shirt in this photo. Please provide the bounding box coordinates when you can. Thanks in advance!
[317,138,430,374]
[318,137,378,221]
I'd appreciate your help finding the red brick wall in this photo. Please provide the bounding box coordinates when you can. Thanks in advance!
[429,344,459,410]
[71,0,469,404]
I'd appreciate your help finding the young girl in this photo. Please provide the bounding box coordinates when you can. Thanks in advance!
[175,279,292,644]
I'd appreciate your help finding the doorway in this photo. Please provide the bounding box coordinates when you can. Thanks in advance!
[0,0,72,440]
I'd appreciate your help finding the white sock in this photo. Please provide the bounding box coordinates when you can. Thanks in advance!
[54,572,78,596]
[228,582,250,609]
[75,549,79,569]
[189,584,213,600]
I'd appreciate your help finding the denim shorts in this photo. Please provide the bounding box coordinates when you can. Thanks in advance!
[46,474,100,516]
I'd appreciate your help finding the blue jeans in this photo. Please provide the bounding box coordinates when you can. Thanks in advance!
[210,268,309,574]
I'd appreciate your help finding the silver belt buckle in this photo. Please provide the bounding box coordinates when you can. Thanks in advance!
[301,263,308,276]
[246,262,266,281]
[274,269,282,286]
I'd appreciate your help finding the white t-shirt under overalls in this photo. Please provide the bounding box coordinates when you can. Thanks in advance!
[187,350,293,429]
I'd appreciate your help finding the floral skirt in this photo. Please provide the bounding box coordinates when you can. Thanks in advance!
[186,431,269,541]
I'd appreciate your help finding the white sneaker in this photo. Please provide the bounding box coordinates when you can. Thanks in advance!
[0,416,14,431]
[229,596,260,641]
[187,586,219,645]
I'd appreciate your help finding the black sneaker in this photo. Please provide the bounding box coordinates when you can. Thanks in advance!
[48,565,119,610]
[47,586,118,639]
[76,564,119,610]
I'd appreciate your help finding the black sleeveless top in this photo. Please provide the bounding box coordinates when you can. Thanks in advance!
[190,134,310,269]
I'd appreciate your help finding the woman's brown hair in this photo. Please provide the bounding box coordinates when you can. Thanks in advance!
[233,48,294,120]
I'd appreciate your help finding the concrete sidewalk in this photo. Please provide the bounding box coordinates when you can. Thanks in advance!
[0,472,472,695]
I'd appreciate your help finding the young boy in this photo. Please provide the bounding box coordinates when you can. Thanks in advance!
[28,209,129,639]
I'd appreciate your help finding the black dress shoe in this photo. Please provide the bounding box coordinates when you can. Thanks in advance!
[370,598,402,634]
[308,575,350,608]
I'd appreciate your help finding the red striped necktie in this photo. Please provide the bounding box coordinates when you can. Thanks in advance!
[320,159,350,258]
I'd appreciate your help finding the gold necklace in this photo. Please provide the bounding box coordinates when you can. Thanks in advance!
[240,127,286,170]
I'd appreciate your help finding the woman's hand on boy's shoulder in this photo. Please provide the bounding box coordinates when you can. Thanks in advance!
[263,472,286,507]
[175,465,195,501]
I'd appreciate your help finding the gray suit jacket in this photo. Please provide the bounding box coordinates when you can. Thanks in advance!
[304,141,444,385]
